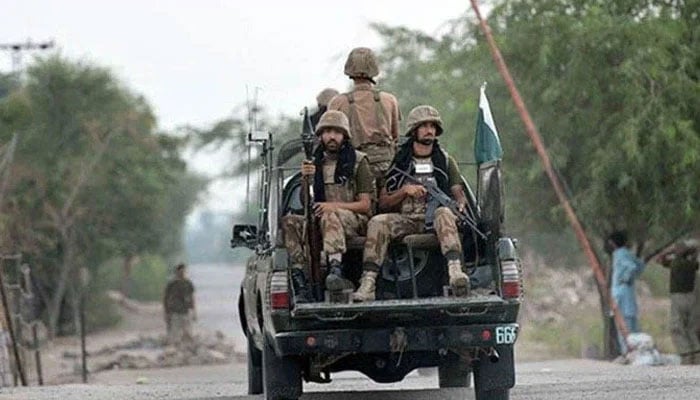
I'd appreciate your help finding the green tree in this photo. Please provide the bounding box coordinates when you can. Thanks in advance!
[0,56,205,336]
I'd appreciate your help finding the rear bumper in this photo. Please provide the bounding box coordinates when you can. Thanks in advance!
[274,323,518,356]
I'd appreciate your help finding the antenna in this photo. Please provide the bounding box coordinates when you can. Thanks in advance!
[244,85,262,219]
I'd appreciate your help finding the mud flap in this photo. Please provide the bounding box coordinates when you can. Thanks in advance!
[473,345,515,392]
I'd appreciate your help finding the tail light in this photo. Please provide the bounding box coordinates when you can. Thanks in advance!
[500,260,522,300]
[270,271,290,309]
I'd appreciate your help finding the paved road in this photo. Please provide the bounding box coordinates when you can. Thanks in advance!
[4,359,700,400]
[3,263,700,399]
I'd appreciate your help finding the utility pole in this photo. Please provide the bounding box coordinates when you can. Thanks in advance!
[0,39,55,73]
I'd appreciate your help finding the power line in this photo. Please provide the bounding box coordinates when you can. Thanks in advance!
[0,39,55,73]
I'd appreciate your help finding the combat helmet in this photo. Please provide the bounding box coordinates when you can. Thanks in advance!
[316,88,339,108]
[344,47,379,82]
[315,110,351,138]
[405,105,443,136]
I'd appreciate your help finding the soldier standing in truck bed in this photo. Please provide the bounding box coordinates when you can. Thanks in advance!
[328,47,401,190]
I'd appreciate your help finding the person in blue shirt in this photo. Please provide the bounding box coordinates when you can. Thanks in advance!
[608,231,645,354]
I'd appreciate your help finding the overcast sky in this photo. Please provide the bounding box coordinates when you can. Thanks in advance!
[2,0,471,212]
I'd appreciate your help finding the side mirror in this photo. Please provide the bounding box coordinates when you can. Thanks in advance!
[231,224,257,249]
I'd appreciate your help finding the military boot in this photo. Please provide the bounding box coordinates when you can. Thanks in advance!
[448,260,470,297]
[290,268,313,304]
[325,260,354,292]
[352,271,378,302]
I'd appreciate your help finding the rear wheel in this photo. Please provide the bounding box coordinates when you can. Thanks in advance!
[247,335,262,395]
[262,334,302,400]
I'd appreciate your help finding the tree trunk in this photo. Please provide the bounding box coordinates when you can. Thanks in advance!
[47,233,74,339]
[121,254,137,298]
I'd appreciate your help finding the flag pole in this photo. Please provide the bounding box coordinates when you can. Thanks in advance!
[468,0,631,347]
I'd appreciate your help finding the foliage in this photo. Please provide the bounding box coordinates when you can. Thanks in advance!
[372,0,700,258]
[98,255,170,302]
[0,56,206,336]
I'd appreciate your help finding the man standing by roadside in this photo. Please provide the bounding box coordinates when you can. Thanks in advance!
[656,240,700,365]
[608,231,645,354]
[163,263,196,347]
[328,47,401,189]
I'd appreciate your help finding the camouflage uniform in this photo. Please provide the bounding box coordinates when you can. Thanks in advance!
[363,206,462,270]
[354,105,470,302]
[281,111,374,272]
[282,209,368,267]
[328,47,401,185]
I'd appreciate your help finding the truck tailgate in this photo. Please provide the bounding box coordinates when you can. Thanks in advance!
[291,295,518,325]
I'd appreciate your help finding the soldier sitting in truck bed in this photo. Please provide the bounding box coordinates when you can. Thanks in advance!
[281,110,374,303]
[353,105,473,302]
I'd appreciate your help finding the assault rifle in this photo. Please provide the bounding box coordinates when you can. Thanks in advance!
[301,107,323,300]
[389,167,486,239]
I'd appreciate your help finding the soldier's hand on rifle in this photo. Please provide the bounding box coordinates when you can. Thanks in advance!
[301,160,316,176]
[313,202,338,216]
[403,184,427,199]
[457,201,467,214]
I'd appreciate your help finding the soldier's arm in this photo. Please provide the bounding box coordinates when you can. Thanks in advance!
[447,156,469,210]
[390,95,400,141]
[379,186,407,211]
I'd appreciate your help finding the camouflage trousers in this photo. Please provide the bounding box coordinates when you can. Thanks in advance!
[282,210,367,267]
[363,207,462,271]
[670,292,700,355]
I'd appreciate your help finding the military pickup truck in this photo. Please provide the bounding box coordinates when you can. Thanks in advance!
[233,132,522,400]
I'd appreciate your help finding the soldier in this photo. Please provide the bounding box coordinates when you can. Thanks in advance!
[309,88,340,131]
[163,263,196,347]
[328,47,401,186]
[281,110,374,302]
[656,240,700,365]
[353,105,472,302]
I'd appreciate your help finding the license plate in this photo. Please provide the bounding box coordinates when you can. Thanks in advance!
[495,326,517,344]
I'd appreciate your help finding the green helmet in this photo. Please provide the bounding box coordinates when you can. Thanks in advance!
[405,105,443,136]
[316,88,339,107]
[315,110,351,138]
[344,47,379,81]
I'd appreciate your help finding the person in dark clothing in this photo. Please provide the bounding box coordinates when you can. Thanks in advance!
[656,240,700,365]
[163,263,196,346]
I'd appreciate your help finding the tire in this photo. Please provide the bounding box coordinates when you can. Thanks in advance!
[475,388,509,400]
[438,362,472,388]
[247,335,263,395]
[262,334,302,400]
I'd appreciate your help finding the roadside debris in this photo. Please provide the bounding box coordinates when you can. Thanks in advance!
[62,331,243,373]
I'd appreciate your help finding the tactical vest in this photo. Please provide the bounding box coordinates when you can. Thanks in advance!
[345,90,395,176]
[400,157,436,216]
[322,151,368,203]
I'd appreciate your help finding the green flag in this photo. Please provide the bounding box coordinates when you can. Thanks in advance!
[474,84,503,164]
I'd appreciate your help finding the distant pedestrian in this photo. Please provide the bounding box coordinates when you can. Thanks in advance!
[656,240,700,365]
[163,263,196,347]
[608,231,645,354]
